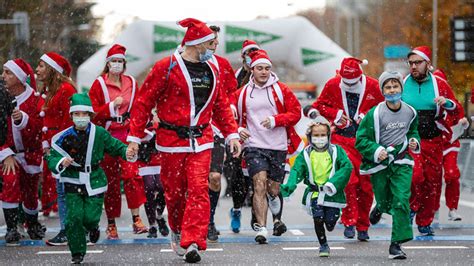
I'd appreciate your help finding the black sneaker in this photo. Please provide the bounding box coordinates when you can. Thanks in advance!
[46,230,68,246]
[5,228,21,247]
[250,209,258,231]
[89,227,100,244]
[184,243,201,263]
[147,226,158,238]
[71,253,84,264]
[27,222,46,240]
[357,230,369,241]
[157,218,170,237]
[207,223,219,242]
[369,207,382,225]
[389,243,407,259]
[273,220,287,236]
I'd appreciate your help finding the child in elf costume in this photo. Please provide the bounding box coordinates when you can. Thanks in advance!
[280,116,352,257]
[47,93,134,264]
[355,71,420,260]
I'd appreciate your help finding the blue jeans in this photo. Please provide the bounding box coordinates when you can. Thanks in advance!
[56,179,67,230]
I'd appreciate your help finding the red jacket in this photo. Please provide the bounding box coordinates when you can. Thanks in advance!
[233,80,304,157]
[0,86,43,174]
[88,74,138,130]
[310,74,384,129]
[40,82,76,148]
[128,50,239,153]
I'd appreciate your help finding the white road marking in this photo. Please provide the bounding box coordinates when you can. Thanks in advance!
[160,248,223,252]
[404,246,469,249]
[283,247,346,251]
[37,250,104,255]
[289,229,305,236]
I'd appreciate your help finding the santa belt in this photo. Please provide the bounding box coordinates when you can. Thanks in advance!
[106,112,130,124]
[308,184,324,192]
[159,121,209,139]
[70,164,100,173]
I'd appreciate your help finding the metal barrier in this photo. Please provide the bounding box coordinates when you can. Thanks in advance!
[459,139,474,190]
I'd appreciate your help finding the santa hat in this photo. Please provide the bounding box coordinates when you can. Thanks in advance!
[177,18,215,46]
[40,52,72,77]
[3,58,36,90]
[106,44,126,61]
[69,93,94,113]
[241,39,260,55]
[408,46,434,71]
[433,68,447,81]
[249,50,272,68]
[339,57,368,84]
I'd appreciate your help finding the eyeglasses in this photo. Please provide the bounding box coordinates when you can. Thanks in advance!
[406,60,426,66]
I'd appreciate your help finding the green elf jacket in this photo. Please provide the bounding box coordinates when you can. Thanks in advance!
[355,102,421,175]
[47,123,128,196]
[280,144,352,215]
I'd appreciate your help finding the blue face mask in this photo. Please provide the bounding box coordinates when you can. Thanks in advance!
[245,55,252,66]
[384,92,402,104]
[199,48,213,62]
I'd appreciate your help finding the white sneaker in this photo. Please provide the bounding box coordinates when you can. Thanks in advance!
[170,231,186,256]
[448,209,462,221]
[254,225,268,244]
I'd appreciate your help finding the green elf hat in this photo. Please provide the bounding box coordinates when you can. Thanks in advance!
[69,93,95,113]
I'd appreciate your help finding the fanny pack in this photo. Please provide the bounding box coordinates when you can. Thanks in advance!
[159,121,208,139]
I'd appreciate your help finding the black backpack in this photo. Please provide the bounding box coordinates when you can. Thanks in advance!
[0,80,15,146]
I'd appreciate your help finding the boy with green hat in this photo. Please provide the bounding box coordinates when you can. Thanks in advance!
[46,93,134,264]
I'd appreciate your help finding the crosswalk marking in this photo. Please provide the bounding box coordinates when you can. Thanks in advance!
[404,246,469,249]
[283,247,346,251]
[289,229,305,236]
[160,248,223,252]
[37,250,104,255]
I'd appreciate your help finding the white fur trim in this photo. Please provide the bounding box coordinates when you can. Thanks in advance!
[394,159,414,166]
[230,104,238,120]
[238,127,246,133]
[126,136,142,144]
[225,133,240,144]
[443,147,460,156]
[109,102,117,118]
[39,111,45,117]
[411,50,430,62]
[242,44,260,54]
[22,204,40,215]
[139,166,161,176]
[42,140,50,149]
[141,129,155,142]
[307,108,319,119]
[4,60,27,84]
[250,58,272,68]
[69,105,94,113]
[374,146,385,163]
[2,202,20,209]
[268,116,276,129]
[334,109,344,126]
[155,142,214,153]
[55,157,68,174]
[342,76,361,84]
[106,53,126,61]
[184,33,216,46]
[323,182,337,196]
[361,59,368,65]
[12,111,29,130]
[444,99,456,111]
[409,138,421,154]
[0,148,15,162]
[41,54,64,74]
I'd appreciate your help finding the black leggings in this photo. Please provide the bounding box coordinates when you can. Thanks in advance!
[143,174,166,225]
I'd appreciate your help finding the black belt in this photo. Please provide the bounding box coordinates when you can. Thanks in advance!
[106,112,130,124]
[309,184,324,192]
[159,121,208,139]
[70,164,100,173]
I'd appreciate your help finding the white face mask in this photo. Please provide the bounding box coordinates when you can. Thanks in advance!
[73,116,90,129]
[109,62,124,74]
[311,136,328,149]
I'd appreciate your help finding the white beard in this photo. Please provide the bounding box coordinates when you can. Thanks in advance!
[340,80,363,94]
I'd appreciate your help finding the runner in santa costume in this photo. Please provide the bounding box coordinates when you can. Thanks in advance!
[432,69,467,221]
[356,71,420,259]
[1,58,45,245]
[403,46,461,236]
[47,93,134,264]
[126,18,241,263]
[35,52,76,245]
[306,57,384,240]
[232,49,303,243]
[88,44,147,239]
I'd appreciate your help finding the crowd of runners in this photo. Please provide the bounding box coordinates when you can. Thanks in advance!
[0,17,470,264]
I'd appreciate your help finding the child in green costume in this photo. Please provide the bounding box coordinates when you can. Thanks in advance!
[47,93,134,264]
[280,116,352,257]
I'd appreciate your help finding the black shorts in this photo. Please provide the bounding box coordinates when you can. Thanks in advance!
[210,135,225,174]
[243,147,287,183]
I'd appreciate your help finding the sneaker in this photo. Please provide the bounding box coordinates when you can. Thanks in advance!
[46,230,68,246]
[5,228,21,247]
[230,208,241,233]
[183,243,201,263]
[369,207,382,225]
[71,253,84,264]
[343,225,355,239]
[254,224,268,244]
[170,231,186,256]
[147,226,158,238]
[389,243,407,259]
[357,230,369,241]
[272,220,287,236]
[106,224,119,240]
[409,209,416,225]
[27,222,46,240]
[250,209,258,231]
[448,209,462,221]
[418,225,435,236]
[89,227,100,244]
[133,217,148,234]
[319,243,330,257]
[207,223,219,242]
[157,218,170,237]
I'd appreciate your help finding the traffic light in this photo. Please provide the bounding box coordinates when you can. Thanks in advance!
[451,16,474,62]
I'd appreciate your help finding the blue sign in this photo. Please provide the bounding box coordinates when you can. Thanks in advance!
[384,45,411,59]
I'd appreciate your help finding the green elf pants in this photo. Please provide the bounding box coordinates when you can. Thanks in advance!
[65,192,104,255]
[370,164,413,244]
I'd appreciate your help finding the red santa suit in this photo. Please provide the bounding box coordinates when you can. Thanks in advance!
[88,72,146,218]
[127,20,239,250]
[307,58,384,233]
